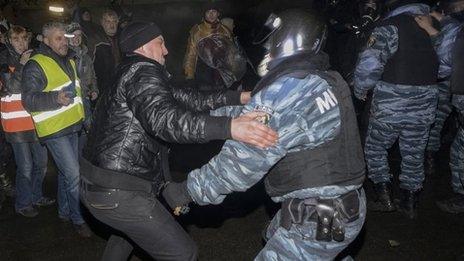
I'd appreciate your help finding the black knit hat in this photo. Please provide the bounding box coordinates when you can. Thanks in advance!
[119,21,162,53]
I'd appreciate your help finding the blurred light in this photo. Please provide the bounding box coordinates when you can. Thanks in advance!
[49,6,64,13]
[64,33,75,38]
[272,17,281,28]
[283,39,294,55]
[296,34,303,48]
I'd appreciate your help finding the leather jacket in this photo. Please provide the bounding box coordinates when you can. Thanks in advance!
[83,54,240,184]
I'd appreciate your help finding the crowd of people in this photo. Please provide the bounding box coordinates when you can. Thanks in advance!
[0,0,463,260]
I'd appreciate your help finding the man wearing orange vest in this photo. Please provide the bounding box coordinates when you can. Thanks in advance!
[22,22,91,237]
[0,25,55,217]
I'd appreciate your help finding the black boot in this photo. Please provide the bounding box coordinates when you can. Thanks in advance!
[436,194,464,214]
[369,182,396,212]
[397,189,419,219]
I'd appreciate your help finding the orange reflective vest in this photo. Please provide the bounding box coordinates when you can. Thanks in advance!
[1,93,36,133]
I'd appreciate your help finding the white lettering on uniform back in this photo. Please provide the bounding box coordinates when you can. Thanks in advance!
[316,89,338,114]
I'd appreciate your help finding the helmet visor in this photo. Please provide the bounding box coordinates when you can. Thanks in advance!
[252,13,281,45]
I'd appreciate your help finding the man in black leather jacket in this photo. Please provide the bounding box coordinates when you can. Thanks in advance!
[80,21,278,261]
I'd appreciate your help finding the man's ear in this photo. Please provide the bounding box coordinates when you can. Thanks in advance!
[43,37,49,46]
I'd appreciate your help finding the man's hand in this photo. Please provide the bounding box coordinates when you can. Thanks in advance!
[415,15,439,36]
[240,92,251,104]
[162,181,193,216]
[57,91,73,106]
[231,111,278,149]
[19,50,33,65]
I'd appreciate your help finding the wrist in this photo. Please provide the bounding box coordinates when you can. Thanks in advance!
[225,90,241,105]
[179,180,192,202]
[239,92,251,105]
[425,27,439,36]
[205,116,232,140]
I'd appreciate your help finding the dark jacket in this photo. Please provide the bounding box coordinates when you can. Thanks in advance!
[0,44,38,143]
[83,54,240,190]
[93,32,120,97]
[21,43,82,140]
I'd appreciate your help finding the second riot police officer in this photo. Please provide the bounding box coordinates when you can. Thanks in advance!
[354,0,439,219]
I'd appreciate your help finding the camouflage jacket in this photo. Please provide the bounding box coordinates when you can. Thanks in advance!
[453,95,464,112]
[434,16,462,79]
[186,55,360,205]
[353,4,438,125]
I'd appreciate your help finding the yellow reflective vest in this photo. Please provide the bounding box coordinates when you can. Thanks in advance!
[29,54,84,138]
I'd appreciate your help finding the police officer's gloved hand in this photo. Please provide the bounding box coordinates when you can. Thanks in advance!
[162,181,192,216]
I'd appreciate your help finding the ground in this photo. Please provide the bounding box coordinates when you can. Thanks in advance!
[1,141,464,261]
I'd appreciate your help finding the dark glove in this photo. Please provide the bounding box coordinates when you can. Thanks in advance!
[162,181,193,216]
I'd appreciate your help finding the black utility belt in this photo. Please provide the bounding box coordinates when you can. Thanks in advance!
[280,189,361,242]
[81,179,119,193]
[79,157,160,195]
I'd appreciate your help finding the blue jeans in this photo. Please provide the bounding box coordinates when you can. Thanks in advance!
[44,133,84,225]
[11,142,48,211]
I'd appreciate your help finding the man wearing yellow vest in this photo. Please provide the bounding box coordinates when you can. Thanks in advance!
[21,22,90,237]
[0,25,55,218]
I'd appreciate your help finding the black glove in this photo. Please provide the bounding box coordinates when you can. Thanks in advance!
[162,181,193,216]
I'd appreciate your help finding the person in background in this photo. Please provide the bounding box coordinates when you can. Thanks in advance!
[416,0,464,213]
[420,5,462,173]
[94,9,120,96]
[0,25,55,218]
[65,22,98,154]
[354,0,439,219]
[183,2,233,89]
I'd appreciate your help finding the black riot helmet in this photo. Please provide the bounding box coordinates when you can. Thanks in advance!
[254,9,327,76]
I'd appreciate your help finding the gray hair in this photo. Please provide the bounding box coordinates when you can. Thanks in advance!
[101,9,119,20]
[42,21,66,38]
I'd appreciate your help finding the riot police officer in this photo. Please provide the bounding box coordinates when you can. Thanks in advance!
[420,2,463,173]
[421,0,464,213]
[163,9,366,260]
[354,0,439,219]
